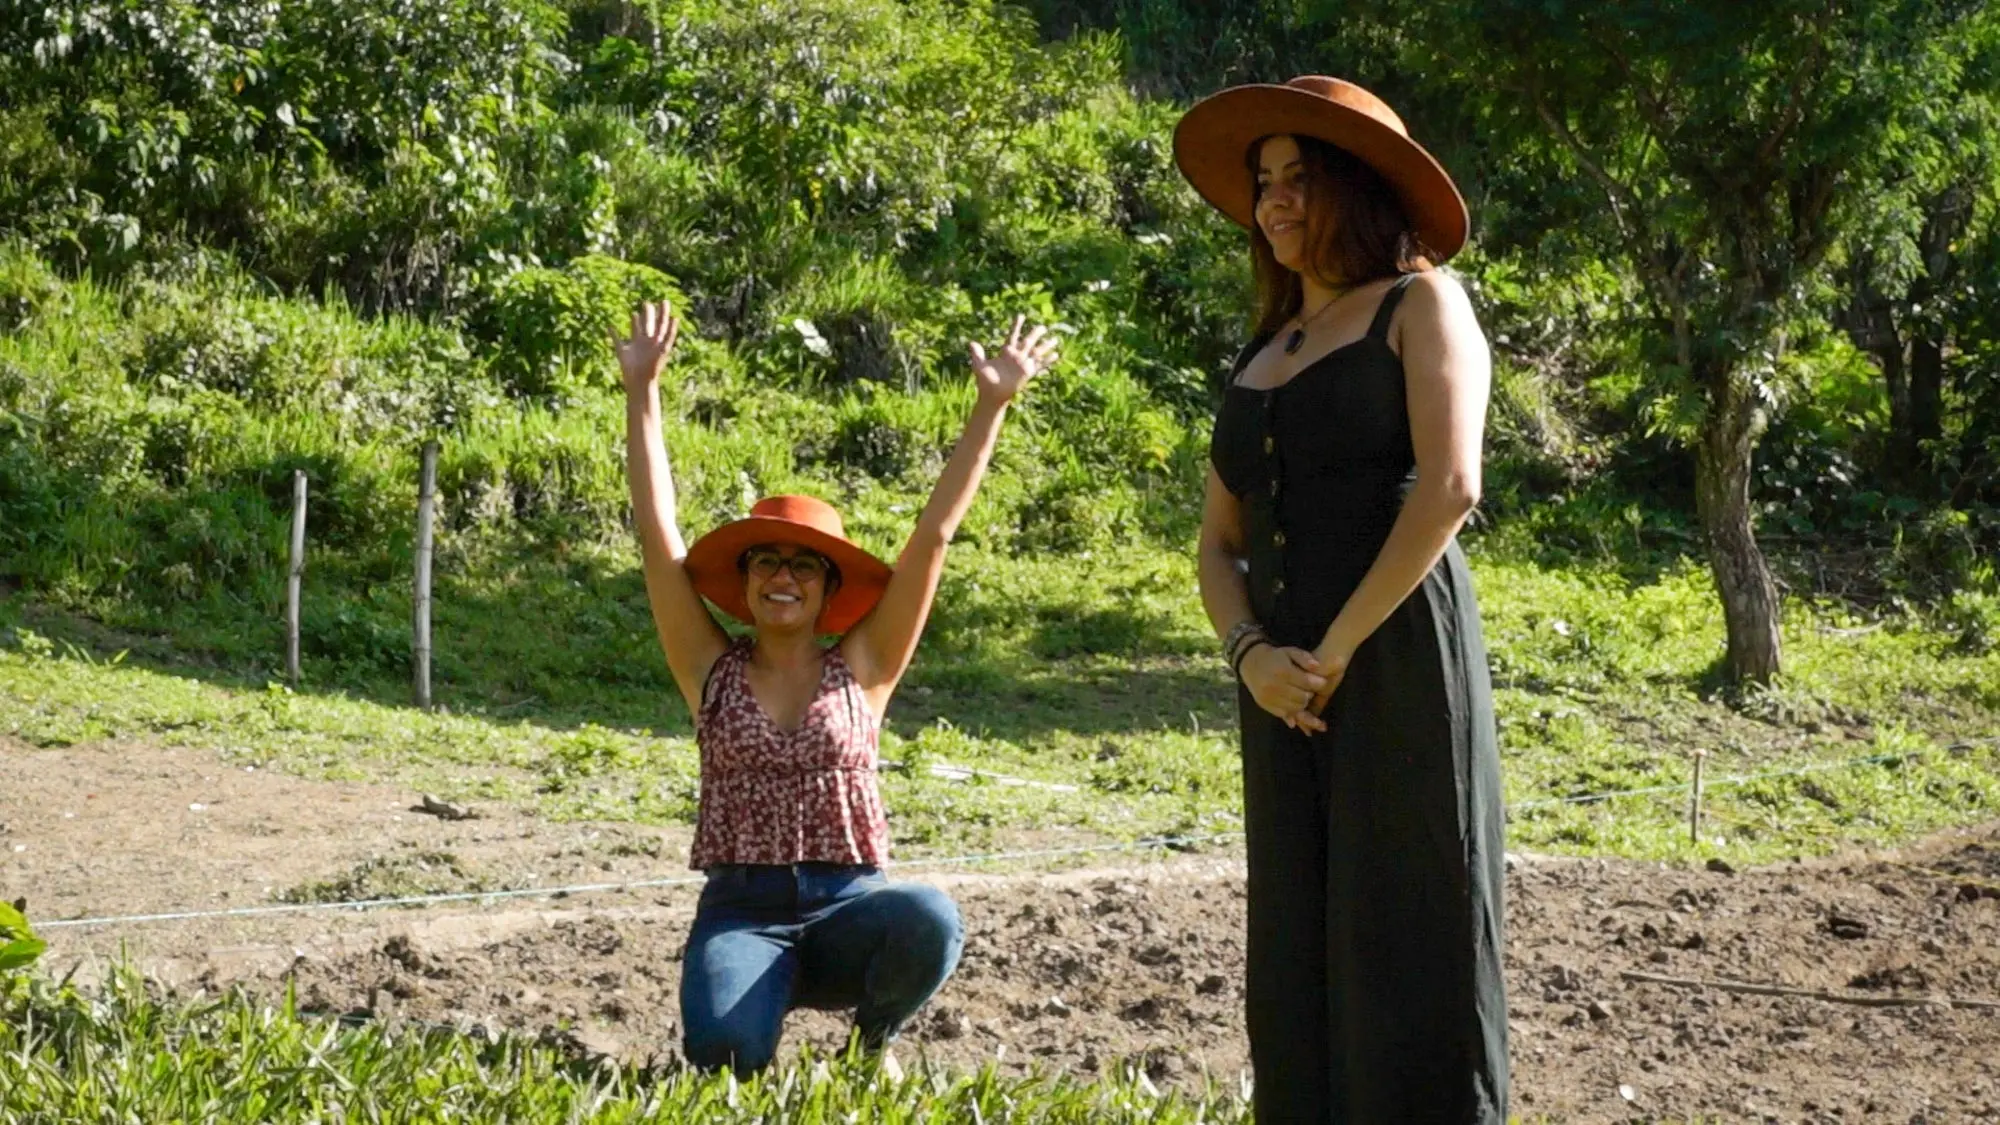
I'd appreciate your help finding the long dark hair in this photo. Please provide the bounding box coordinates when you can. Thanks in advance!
[1249,134,1435,336]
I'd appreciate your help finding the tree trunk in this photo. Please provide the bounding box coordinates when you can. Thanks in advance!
[1901,180,1970,487]
[1839,289,1915,478]
[1909,330,1944,458]
[1694,367,1782,684]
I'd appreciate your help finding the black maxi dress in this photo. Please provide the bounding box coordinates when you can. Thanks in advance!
[1209,274,1509,1122]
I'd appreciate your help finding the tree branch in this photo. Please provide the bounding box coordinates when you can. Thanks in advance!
[1786,159,1843,279]
[1664,235,1695,371]
[1527,87,1640,239]
[1522,80,1696,359]
[1596,26,1755,218]
[1754,6,1831,168]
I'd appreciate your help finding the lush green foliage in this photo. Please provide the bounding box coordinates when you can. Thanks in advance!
[1373,0,2000,473]
[0,0,1255,678]
[5,0,1997,675]
[0,0,564,304]
[468,253,687,401]
[1386,0,2000,678]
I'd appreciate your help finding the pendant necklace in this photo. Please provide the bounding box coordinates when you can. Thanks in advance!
[1283,288,1347,355]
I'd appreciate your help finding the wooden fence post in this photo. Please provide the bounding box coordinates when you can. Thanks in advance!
[414,442,438,711]
[287,470,307,686]
[1689,748,1709,845]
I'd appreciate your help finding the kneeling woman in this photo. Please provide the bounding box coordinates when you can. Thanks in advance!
[615,302,1058,1073]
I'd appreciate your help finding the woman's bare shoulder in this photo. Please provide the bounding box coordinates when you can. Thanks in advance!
[1405,268,1472,310]
[1394,269,1482,343]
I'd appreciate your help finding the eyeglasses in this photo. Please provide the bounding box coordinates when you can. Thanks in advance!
[742,547,831,582]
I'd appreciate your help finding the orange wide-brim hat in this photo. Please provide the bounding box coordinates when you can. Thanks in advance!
[684,494,892,635]
[1172,75,1469,262]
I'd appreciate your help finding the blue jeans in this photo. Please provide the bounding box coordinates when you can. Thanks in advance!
[679,863,964,1074]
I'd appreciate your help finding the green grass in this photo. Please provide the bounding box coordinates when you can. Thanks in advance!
[0,972,1250,1124]
[5,537,1997,872]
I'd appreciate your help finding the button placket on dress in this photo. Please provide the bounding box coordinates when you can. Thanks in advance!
[1261,393,1287,607]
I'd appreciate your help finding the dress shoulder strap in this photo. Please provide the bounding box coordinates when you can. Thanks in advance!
[821,642,877,735]
[820,641,856,690]
[1228,332,1274,380]
[699,635,752,713]
[1365,272,1423,343]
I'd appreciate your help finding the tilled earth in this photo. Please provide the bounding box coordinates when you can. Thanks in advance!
[10,741,2000,1121]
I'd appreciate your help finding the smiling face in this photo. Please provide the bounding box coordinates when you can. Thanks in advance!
[1253,134,1315,275]
[1244,133,1427,337]
[741,543,839,632]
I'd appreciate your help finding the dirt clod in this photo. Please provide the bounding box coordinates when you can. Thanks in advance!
[1849,964,1929,992]
[416,795,478,822]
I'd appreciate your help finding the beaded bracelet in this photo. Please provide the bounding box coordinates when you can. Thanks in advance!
[1221,619,1264,663]
[1232,628,1268,666]
[1226,624,1269,677]
[1231,638,1270,681]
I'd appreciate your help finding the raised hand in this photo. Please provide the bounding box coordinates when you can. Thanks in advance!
[967,315,1060,406]
[615,301,680,394]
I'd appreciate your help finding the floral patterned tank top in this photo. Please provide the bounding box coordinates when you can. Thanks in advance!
[689,637,889,869]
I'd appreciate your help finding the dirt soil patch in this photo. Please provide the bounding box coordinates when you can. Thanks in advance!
[8,740,2000,1121]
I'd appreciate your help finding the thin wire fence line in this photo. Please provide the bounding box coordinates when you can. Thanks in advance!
[38,877,701,930]
[36,743,1982,931]
[37,833,1246,931]
[1508,748,1932,810]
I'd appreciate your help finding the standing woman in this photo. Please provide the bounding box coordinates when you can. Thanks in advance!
[616,302,1058,1074]
[1178,77,1508,1120]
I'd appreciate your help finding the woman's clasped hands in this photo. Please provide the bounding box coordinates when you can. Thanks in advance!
[1240,641,1343,734]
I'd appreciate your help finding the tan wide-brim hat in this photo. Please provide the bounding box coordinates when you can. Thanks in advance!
[684,495,893,635]
[1173,75,1469,261]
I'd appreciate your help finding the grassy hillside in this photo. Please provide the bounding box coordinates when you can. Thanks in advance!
[1,0,1997,860]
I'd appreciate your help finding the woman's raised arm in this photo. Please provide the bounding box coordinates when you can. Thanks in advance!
[842,316,1058,715]
[618,301,730,715]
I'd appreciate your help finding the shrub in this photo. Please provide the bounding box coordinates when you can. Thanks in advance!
[0,245,66,332]
[468,254,685,402]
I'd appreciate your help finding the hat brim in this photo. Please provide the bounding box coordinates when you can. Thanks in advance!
[684,516,893,636]
[1173,84,1468,261]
